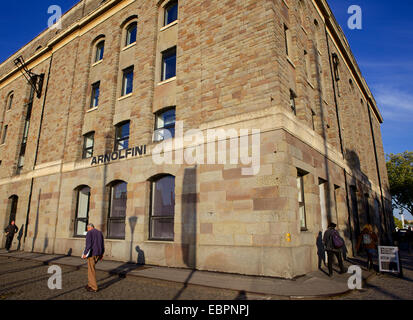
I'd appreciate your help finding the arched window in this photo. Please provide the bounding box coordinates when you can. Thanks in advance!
[164,0,178,26]
[95,40,105,62]
[74,186,91,237]
[8,195,18,224]
[149,175,175,241]
[108,181,127,239]
[125,22,137,47]
[6,92,13,110]
[154,107,176,142]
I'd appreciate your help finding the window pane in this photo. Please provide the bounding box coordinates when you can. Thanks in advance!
[8,94,13,110]
[126,23,137,46]
[76,220,88,237]
[162,49,176,81]
[77,188,90,219]
[91,83,100,107]
[299,205,306,229]
[1,125,7,144]
[123,69,134,95]
[116,122,130,151]
[111,182,127,218]
[152,176,175,217]
[297,177,303,202]
[108,219,125,239]
[95,41,104,62]
[165,1,178,25]
[151,218,174,240]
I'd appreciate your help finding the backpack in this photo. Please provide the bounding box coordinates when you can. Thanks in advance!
[332,230,344,249]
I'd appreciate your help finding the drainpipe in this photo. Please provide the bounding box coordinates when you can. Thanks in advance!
[23,54,53,246]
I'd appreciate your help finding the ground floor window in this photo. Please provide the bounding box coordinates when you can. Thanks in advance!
[74,186,90,237]
[108,181,127,239]
[149,175,175,241]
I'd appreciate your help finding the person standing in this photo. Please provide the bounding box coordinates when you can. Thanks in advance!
[356,224,378,270]
[323,223,346,277]
[4,221,18,252]
[81,224,104,293]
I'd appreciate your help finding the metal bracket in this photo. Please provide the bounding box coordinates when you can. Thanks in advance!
[13,56,44,99]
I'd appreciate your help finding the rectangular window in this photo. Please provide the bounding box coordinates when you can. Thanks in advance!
[154,108,176,142]
[297,170,307,231]
[115,121,130,151]
[164,0,178,26]
[90,82,100,108]
[161,47,176,81]
[150,176,175,241]
[122,67,134,96]
[311,109,316,131]
[95,41,105,62]
[83,132,95,159]
[1,125,7,144]
[108,182,127,239]
[284,24,291,56]
[75,187,90,237]
[290,90,297,115]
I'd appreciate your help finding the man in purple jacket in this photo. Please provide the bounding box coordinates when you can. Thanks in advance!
[81,224,105,292]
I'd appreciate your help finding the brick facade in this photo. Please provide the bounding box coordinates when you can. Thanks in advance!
[0,0,392,278]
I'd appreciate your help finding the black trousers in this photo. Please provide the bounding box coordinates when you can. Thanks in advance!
[327,250,345,275]
[5,236,13,251]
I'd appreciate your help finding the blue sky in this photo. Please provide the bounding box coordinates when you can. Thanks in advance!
[0,2,411,217]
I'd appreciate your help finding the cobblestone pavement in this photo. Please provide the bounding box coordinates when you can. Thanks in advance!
[334,251,413,300]
[0,256,272,300]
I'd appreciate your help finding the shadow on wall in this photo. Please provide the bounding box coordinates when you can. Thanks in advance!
[31,189,42,253]
[129,216,137,263]
[16,225,24,251]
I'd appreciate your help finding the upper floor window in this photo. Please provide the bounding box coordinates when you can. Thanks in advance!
[284,24,291,57]
[90,82,100,108]
[74,186,91,237]
[115,121,130,151]
[154,107,176,142]
[125,22,137,47]
[108,181,127,239]
[83,132,95,159]
[149,175,175,241]
[6,92,13,110]
[95,40,105,63]
[122,66,134,96]
[161,47,176,81]
[1,125,8,145]
[164,0,178,26]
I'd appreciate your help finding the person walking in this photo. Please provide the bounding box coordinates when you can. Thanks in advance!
[323,222,346,277]
[4,221,18,252]
[356,224,378,271]
[81,224,104,293]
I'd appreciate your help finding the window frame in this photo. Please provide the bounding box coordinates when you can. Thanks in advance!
[161,47,177,82]
[90,81,100,108]
[95,40,105,63]
[154,107,176,142]
[125,22,137,47]
[149,175,176,241]
[82,132,95,159]
[114,121,130,151]
[74,186,91,238]
[297,170,308,231]
[121,66,134,96]
[1,125,8,145]
[7,93,13,110]
[107,181,127,240]
[164,0,178,26]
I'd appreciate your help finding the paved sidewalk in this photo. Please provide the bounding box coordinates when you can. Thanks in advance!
[0,250,374,298]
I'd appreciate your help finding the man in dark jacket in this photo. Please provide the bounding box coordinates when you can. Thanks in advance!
[4,221,18,252]
[81,224,104,292]
[323,222,345,277]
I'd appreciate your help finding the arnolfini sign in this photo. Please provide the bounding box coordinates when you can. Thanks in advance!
[91,145,147,165]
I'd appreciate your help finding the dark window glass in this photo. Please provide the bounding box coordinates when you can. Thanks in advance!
[108,182,127,239]
[8,196,18,225]
[1,125,7,144]
[122,67,134,96]
[164,1,178,26]
[95,41,105,62]
[154,108,176,142]
[150,175,175,241]
[290,90,296,115]
[115,121,130,151]
[7,93,13,110]
[125,23,137,46]
[91,82,100,108]
[83,132,95,159]
[162,47,176,81]
[75,187,90,237]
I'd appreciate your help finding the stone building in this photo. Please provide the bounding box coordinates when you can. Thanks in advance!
[0,0,392,278]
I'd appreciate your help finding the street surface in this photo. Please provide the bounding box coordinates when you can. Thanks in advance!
[0,252,412,300]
